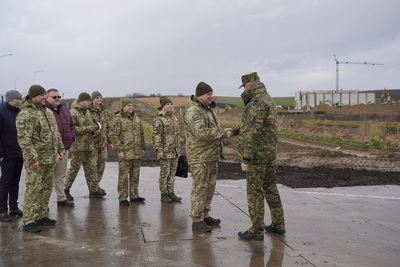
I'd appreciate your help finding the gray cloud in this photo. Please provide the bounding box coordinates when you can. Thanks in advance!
[1,0,399,98]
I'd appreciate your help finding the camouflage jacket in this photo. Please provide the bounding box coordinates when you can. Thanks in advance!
[183,95,224,164]
[152,108,180,158]
[16,98,64,167]
[109,111,145,159]
[232,84,278,164]
[70,100,95,153]
[89,103,110,148]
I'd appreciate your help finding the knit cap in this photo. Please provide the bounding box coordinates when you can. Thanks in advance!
[160,96,172,108]
[120,98,134,109]
[28,85,46,99]
[92,91,102,99]
[77,92,91,102]
[5,90,22,102]
[195,82,213,97]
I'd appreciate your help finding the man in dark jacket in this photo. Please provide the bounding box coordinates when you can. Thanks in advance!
[46,88,76,207]
[0,90,24,222]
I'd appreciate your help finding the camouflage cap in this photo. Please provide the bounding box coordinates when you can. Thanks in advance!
[238,72,260,89]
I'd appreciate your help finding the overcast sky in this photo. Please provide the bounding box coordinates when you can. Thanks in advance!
[1,0,399,98]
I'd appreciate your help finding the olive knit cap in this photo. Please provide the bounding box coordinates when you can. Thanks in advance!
[195,81,213,97]
[120,98,134,109]
[92,91,102,99]
[238,72,260,89]
[160,96,172,108]
[28,85,46,99]
[77,92,91,102]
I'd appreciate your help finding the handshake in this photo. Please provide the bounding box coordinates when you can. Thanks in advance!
[224,128,234,138]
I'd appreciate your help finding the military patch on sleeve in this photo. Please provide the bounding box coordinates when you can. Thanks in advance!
[192,114,200,123]
[110,125,116,132]
[17,119,26,129]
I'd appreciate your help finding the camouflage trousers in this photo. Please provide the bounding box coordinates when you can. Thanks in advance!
[189,161,218,222]
[158,157,179,194]
[118,159,141,201]
[246,162,285,236]
[94,145,108,189]
[23,163,55,225]
[65,151,99,193]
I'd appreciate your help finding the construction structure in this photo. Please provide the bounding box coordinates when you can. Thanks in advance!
[380,87,391,104]
[295,90,376,110]
[334,54,383,91]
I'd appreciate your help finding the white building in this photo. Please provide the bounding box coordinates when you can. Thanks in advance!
[295,90,375,110]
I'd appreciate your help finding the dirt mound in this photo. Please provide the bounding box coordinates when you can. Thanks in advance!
[312,103,400,115]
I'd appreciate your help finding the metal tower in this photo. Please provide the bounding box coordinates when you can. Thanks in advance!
[334,54,383,91]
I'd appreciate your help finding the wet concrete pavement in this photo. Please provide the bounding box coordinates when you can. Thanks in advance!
[1,162,400,266]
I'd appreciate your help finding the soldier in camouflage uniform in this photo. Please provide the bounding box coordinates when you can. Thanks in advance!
[89,91,113,195]
[184,82,230,232]
[17,85,65,233]
[232,72,286,241]
[109,98,146,206]
[64,92,104,200]
[152,96,181,203]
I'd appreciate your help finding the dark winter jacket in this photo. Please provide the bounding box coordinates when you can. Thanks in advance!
[46,102,76,150]
[0,102,22,158]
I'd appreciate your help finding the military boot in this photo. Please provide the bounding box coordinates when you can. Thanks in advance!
[204,216,221,226]
[192,221,212,232]
[161,193,172,203]
[264,225,286,235]
[65,189,74,201]
[168,192,182,202]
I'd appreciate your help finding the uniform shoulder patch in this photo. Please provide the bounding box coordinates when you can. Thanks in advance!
[110,125,116,132]
[17,119,26,129]
[192,114,200,123]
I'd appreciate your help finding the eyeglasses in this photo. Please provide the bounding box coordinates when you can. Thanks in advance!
[52,96,62,99]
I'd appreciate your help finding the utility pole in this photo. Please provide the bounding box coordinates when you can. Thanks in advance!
[334,54,383,91]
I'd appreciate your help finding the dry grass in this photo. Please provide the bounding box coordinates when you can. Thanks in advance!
[278,117,400,150]
[136,96,191,108]
[104,97,400,150]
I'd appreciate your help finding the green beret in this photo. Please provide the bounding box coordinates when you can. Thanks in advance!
[92,91,102,99]
[195,81,213,97]
[160,96,172,108]
[28,85,46,99]
[120,98,134,109]
[77,92,91,102]
[238,72,260,89]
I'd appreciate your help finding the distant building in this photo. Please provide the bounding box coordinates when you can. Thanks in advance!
[295,90,376,110]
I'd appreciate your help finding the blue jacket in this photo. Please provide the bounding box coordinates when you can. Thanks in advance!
[0,102,23,158]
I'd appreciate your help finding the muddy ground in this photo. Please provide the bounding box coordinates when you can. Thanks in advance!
[108,139,400,189]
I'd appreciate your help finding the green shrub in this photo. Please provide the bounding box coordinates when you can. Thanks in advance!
[368,138,384,149]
